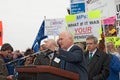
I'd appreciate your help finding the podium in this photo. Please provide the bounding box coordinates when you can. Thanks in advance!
[16,65,79,80]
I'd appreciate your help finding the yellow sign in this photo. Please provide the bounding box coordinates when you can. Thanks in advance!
[65,15,76,23]
[105,37,120,48]
[87,10,101,19]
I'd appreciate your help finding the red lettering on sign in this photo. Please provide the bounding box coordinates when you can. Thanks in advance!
[75,26,92,35]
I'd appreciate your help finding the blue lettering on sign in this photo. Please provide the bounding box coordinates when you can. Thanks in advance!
[76,15,87,20]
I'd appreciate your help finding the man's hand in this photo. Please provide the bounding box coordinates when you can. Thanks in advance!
[44,39,58,51]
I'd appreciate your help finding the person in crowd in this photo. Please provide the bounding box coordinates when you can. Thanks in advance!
[12,50,23,59]
[10,50,24,67]
[117,46,120,80]
[4,49,15,76]
[97,34,120,79]
[44,31,88,80]
[12,48,34,67]
[106,53,120,80]
[34,39,60,68]
[97,32,106,52]
[74,42,86,52]
[116,45,120,60]
[4,49,25,79]
[106,42,120,58]
[84,35,110,80]
[23,56,34,66]
[106,43,120,80]
[22,48,35,66]
[4,57,14,77]
[39,44,46,51]
[0,43,14,80]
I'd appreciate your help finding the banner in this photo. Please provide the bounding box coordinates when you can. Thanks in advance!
[67,18,101,42]
[115,0,120,20]
[87,10,101,19]
[66,13,87,23]
[45,18,66,36]
[115,0,120,37]
[70,0,86,14]
[105,37,120,48]
[86,0,116,19]
[0,21,2,46]
[102,16,117,37]
[116,20,120,37]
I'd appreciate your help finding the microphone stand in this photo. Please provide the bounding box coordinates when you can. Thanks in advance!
[3,50,47,80]
[3,55,30,80]
[4,51,41,65]
[3,53,37,80]
[4,55,29,65]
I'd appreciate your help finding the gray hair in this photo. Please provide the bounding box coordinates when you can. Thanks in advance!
[62,31,73,41]
[47,39,58,47]
[86,35,98,44]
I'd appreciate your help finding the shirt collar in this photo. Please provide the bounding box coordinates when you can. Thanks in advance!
[67,45,74,51]
[89,48,97,56]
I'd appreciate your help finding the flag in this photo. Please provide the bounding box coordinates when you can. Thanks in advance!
[32,20,48,52]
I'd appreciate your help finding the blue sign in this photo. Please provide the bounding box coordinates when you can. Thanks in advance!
[71,0,85,3]
[71,3,85,14]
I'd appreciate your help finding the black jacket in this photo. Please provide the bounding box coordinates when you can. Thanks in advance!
[84,49,110,80]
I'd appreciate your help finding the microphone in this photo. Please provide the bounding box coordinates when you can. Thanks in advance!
[31,49,50,56]
[44,49,53,58]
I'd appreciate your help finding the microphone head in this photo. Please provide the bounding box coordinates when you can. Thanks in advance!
[43,49,53,58]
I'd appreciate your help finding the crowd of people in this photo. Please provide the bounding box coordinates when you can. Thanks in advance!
[0,31,120,80]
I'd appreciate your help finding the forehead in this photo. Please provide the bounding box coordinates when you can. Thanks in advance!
[59,33,65,38]
[6,50,12,52]
[86,39,94,42]
[107,42,114,46]
[44,40,50,43]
